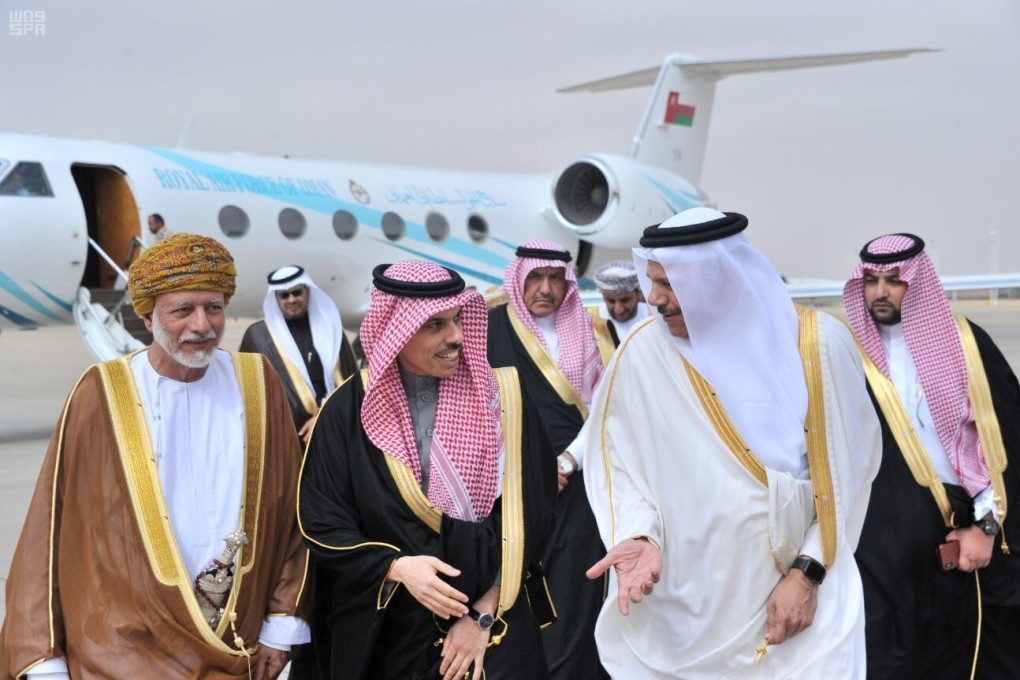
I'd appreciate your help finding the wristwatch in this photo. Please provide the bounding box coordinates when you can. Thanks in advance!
[975,514,1001,536]
[468,607,495,631]
[791,556,826,585]
[558,455,577,475]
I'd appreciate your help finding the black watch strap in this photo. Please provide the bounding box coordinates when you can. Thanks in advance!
[975,515,1000,536]
[791,556,826,585]
[468,607,495,631]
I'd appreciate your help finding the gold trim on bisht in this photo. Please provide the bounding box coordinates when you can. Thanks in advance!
[956,316,1010,553]
[506,305,587,420]
[493,366,526,617]
[357,369,444,533]
[99,352,265,654]
[384,454,443,533]
[683,359,768,487]
[363,368,529,614]
[591,322,654,546]
[265,324,319,417]
[296,371,402,566]
[586,306,617,365]
[795,305,837,569]
[858,342,956,528]
[683,306,838,567]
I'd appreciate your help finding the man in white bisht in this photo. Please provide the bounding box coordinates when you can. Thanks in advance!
[583,208,882,679]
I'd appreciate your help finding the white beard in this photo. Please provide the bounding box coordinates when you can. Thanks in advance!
[151,312,218,369]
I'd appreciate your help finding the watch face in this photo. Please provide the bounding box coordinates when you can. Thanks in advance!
[792,557,826,585]
[977,518,1000,536]
[558,458,575,474]
[477,612,495,630]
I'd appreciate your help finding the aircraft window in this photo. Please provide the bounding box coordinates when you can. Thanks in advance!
[381,212,405,241]
[467,214,488,243]
[218,205,250,238]
[333,210,358,240]
[425,212,449,242]
[278,208,307,240]
[0,161,54,197]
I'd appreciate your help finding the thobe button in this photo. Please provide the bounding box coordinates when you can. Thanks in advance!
[420,394,430,402]
[426,429,434,436]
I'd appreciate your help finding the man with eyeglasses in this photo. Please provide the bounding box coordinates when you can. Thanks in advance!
[240,266,358,444]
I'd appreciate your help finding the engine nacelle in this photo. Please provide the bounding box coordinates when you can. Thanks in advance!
[550,154,704,249]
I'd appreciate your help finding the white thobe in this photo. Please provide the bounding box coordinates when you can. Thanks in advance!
[584,313,881,679]
[878,323,996,519]
[27,351,308,677]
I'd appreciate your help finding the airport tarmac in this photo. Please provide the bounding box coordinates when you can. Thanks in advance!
[1,302,1018,651]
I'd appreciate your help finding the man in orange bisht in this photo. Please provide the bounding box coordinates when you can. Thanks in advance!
[1,233,310,680]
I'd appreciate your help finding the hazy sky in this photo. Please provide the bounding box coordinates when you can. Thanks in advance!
[3,0,1018,278]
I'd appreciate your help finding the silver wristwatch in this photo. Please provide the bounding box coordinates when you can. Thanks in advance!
[468,607,495,631]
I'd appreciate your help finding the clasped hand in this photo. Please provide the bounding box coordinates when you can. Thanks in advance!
[945,525,995,572]
[388,555,469,619]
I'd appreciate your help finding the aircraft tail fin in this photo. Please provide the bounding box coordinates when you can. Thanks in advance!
[559,48,937,186]
[176,119,194,150]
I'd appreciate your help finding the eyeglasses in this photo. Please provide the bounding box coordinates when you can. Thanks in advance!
[276,287,307,300]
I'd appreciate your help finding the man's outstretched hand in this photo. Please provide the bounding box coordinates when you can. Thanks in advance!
[586,537,662,616]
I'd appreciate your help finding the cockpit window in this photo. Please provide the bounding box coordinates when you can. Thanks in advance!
[0,161,54,197]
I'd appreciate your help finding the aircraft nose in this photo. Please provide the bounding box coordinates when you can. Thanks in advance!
[0,193,86,329]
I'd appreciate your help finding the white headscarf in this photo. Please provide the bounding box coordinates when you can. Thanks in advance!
[633,208,808,475]
[263,265,345,400]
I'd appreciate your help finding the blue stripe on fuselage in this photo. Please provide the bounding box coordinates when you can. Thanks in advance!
[380,241,503,285]
[0,304,41,327]
[32,282,74,313]
[144,148,513,270]
[642,175,701,213]
[0,271,68,322]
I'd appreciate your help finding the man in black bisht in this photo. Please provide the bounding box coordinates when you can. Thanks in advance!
[844,233,1020,679]
[239,265,358,444]
[487,241,610,680]
[299,260,557,679]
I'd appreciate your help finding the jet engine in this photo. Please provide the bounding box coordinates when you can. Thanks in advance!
[551,153,702,249]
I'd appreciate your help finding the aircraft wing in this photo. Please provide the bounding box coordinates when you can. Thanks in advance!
[787,273,1020,300]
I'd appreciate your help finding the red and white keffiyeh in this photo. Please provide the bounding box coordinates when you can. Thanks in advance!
[844,234,988,496]
[504,240,603,404]
[360,260,501,519]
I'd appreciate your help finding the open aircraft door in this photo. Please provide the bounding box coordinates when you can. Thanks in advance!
[69,164,146,361]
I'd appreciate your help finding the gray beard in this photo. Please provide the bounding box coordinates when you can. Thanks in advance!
[151,313,217,369]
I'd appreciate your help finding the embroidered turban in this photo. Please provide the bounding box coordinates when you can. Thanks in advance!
[593,259,640,293]
[128,233,237,316]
